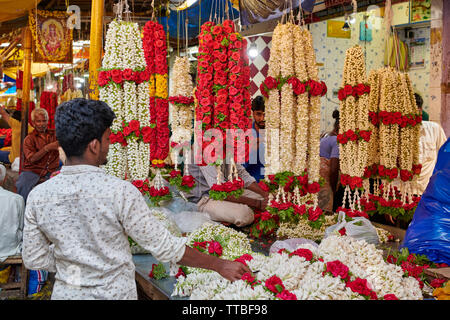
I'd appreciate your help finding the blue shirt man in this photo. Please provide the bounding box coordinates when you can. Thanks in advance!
[243,96,265,182]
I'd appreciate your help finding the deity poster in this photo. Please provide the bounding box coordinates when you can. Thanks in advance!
[29,9,73,63]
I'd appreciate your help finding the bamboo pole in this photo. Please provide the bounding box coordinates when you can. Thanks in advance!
[19,26,32,173]
[88,0,105,100]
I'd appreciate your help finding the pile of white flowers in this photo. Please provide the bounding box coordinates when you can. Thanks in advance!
[172,224,422,300]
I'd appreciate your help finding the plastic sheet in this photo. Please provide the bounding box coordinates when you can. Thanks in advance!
[269,238,318,255]
[324,211,380,245]
[402,138,450,264]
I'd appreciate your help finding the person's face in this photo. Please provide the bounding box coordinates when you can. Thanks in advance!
[253,110,265,129]
[33,113,48,133]
[97,128,111,166]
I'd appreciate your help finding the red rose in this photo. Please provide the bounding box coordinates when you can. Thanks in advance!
[307,182,320,194]
[326,260,350,280]
[308,206,323,221]
[293,204,306,215]
[128,120,140,132]
[123,126,132,137]
[383,294,399,300]
[122,68,134,81]
[181,175,195,187]
[343,84,353,96]
[110,69,123,84]
[336,133,348,144]
[338,227,347,236]
[309,80,323,96]
[346,278,372,296]
[132,180,144,188]
[297,174,308,186]
[208,241,222,256]
[260,211,272,221]
[359,130,372,142]
[264,76,278,89]
[338,89,346,101]
[355,83,366,96]
[276,290,297,300]
[346,129,358,142]
[212,25,222,35]
[265,275,285,294]
[289,248,313,261]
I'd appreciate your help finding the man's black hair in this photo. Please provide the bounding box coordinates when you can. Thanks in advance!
[55,98,116,158]
[251,95,265,112]
[414,93,423,108]
[332,109,339,129]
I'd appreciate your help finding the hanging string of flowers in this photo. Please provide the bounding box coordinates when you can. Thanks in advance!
[99,19,150,181]
[258,22,327,236]
[337,45,371,214]
[195,19,253,200]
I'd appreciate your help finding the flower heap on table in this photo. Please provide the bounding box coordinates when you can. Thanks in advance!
[336,45,371,216]
[167,56,196,195]
[98,19,151,181]
[171,223,423,300]
[255,22,327,237]
[194,20,252,200]
[358,67,422,222]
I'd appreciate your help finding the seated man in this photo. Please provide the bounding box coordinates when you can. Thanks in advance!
[242,95,265,182]
[0,106,34,165]
[0,164,25,262]
[16,108,59,203]
[187,161,269,227]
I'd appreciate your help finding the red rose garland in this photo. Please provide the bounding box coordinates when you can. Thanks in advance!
[260,76,327,99]
[143,21,169,167]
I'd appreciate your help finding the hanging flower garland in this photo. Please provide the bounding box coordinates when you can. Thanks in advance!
[99,20,150,181]
[195,20,252,199]
[143,20,170,168]
[337,45,371,215]
[259,22,326,236]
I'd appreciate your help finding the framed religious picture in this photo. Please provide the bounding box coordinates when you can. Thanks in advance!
[29,9,73,63]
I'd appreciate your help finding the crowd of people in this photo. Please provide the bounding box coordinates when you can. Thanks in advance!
[0,93,447,299]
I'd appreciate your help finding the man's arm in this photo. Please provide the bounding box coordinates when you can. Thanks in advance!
[24,138,59,164]
[330,157,339,194]
[0,105,10,122]
[22,199,56,272]
[118,183,250,281]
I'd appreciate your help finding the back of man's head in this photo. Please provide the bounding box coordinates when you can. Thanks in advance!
[55,98,116,158]
[414,93,423,109]
[0,164,6,185]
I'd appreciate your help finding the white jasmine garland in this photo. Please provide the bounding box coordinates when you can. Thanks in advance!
[171,224,423,300]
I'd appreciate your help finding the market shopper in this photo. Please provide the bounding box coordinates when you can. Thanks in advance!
[0,106,34,165]
[15,108,59,203]
[0,164,25,261]
[22,98,250,300]
[242,95,265,182]
[319,110,340,213]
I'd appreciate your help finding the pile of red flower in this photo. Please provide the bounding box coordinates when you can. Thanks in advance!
[168,95,194,107]
[209,178,244,201]
[167,169,196,193]
[132,179,172,206]
[337,83,371,101]
[98,69,151,86]
[0,128,12,147]
[192,240,223,257]
[260,75,327,99]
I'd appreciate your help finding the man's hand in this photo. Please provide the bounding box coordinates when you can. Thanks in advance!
[45,141,59,151]
[216,259,251,282]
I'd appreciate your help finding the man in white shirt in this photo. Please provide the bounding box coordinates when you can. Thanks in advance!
[415,120,447,195]
[0,164,25,262]
[22,98,250,300]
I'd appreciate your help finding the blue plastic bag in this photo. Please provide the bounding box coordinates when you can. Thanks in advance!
[28,270,48,295]
[401,138,450,264]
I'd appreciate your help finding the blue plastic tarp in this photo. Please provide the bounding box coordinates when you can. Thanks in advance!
[401,138,450,264]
